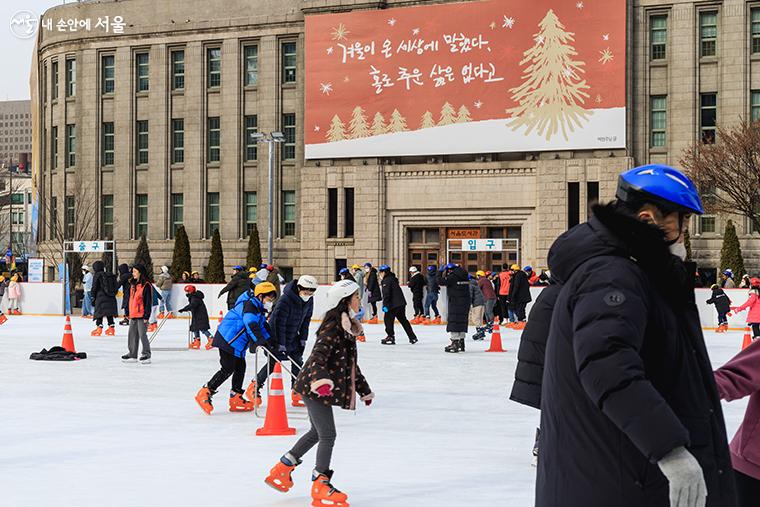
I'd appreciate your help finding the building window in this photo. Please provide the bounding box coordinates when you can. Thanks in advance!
[244,45,258,86]
[11,211,25,225]
[65,58,76,97]
[282,42,296,83]
[244,115,258,162]
[207,47,221,88]
[171,50,185,90]
[136,120,149,165]
[567,182,580,229]
[102,122,114,166]
[700,93,717,144]
[699,216,716,234]
[244,192,257,236]
[752,91,760,123]
[101,195,113,239]
[170,193,183,239]
[753,9,760,54]
[11,193,24,205]
[51,126,58,169]
[650,95,667,147]
[171,119,184,164]
[101,54,115,94]
[135,194,148,238]
[282,113,296,160]
[51,60,59,100]
[49,196,57,239]
[700,11,717,57]
[207,117,220,163]
[136,52,149,92]
[65,124,76,168]
[587,182,599,215]
[650,15,667,60]
[43,63,47,103]
[282,191,296,237]
[65,195,75,240]
[327,188,338,238]
[344,187,354,238]
[207,192,220,237]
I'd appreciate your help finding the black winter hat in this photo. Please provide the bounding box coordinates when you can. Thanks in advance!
[92,260,105,272]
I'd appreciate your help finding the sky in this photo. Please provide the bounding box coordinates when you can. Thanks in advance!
[1,0,69,101]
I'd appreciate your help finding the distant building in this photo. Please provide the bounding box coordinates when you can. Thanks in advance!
[0,100,32,171]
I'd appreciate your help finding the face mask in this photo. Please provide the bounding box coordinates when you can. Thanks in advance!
[669,242,687,261]
[300,294,312,302]
[349,308,357,318]
[264,301,274,311]
[364,268,370,273]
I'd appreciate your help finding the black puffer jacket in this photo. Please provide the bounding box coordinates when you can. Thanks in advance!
[408,272,425,299]
[269,280,314,354]
[117,263,131,314]
[537,203,736,507]
[90,261,118,318]
[706,287,732,315]
[179,291,210,332]
[219,271,250,310]
[380,271,406,310]
[509,282,560,410]
[366,268,382,303]
[438,266,470,332]
[426,272,440,294]
[508,269,532,306]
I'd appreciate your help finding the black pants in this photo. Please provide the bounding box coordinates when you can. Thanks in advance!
[384,306,417,341]
[256,350,302,388]
[753,323,760,338]
[95,315,115,327]
[735,469,760,507]
[718,311,729,326]
[369,301,378,318]
[498,296,510,319]
[514,302,528,321]
[412,295,424,316]
[207,349,246,393]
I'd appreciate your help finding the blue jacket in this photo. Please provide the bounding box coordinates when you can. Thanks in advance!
[269,281,314,354]
[213,290,270,358]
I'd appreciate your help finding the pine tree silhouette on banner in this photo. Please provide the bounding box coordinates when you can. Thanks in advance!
[387,109,408,132]
[420,111,436,129]
[438,102,457,126]
[348,106,370,139]
[327,114,346,142]
[371,112,387,135]
[507,9,591,141]
[456,105,472,123]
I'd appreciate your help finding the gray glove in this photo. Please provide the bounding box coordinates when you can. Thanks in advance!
[657,446,707,507]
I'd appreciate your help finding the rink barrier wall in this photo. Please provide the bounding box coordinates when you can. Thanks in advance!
[2,283,754,330]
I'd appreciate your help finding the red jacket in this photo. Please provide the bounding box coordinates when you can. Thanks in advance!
[128,281,152,320]
[477,277,497,300]
[714,339,760,479]
[734,291,760,324]
[498,271,511,296]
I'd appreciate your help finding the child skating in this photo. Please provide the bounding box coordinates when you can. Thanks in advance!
[7,275,22,315]
[194,281,277,414]
[179,285,212,350]
[264,279,374,507]
[706,283,732,333]
[0,276,7,324]
[732,278,760,341]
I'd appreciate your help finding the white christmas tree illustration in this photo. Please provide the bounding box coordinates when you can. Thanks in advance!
[419,111,436,129]
[456,105,472,123]
[507,9,591,141]
[326,114,346,142]
[387,109,408,132]
[438,102,457,126]
[371,112,387,135]
[348,106,370,139]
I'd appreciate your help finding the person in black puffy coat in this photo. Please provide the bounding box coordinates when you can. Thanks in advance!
[538,195,736,506]
[117,263,132,325]
[407,266,426,322]
[507,265,532,324]
[179,285,211,349]
[706,283,732,332]
[364,263,382,322]
[379,265,417,345]
[437,264,470,353]
[218,266,250,310]
[90,260,119,335]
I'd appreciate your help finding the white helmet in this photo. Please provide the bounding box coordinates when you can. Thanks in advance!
[161,265,169,273]
[409,266,418,273]
[82,265,90,272]
[297,275,318,290]
[325,280,359,311]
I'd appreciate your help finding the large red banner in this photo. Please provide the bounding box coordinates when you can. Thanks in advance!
[304,0,626,159]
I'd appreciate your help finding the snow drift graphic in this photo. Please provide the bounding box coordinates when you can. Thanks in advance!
[304,0,626,159]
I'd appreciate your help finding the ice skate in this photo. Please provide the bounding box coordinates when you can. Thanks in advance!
[292,391,305,407]
[367,316,378,324]
[139,354,151,364]
[190,338,201,349]
[381,336,395,345]
[459,338,465,352]
[91,326,103,336]
[147,322,158,333]
[157,312,165,320]
[0,313,7,325]
[119,317,129,326]
[121,354,137,363]
[204,338,214,350]
[195,386,214,414]
[166,312,174,319]
[432,316,442,325]
[244,381,263,407]
[229,391,254,412]
[444,340,460,353]
[105,326,115,336]
[409,335,418,344]
[265,453,302,493]
[311,470,349,507]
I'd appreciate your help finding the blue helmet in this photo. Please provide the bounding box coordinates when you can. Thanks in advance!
[233,265,244,271]
[339,267,350,275]
[723,269,733,278]
[259,263,268,269]
[364,262,372,268]
[524,266,532,272]
[616,165,704,215]
[378,264,391,272]
[444,263,457,271]
[427,265,436,273]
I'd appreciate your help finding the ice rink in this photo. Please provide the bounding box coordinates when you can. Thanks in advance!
[1,315,750,507]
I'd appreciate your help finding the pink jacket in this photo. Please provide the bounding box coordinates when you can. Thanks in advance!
[734,291,760,323]
[715,339,760,480]
[7,281,21,299]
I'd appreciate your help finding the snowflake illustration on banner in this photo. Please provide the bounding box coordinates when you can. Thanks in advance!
[507,9,591,141]
[598,47,614,64]
[331,23,350,41]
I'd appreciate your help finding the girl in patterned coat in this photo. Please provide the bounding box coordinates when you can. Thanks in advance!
[264,279,373,507]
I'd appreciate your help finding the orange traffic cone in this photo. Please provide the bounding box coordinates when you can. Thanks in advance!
[742,327,753,350]
[61,315,76,353]
[486,317,506,353]
[256,363,296,436]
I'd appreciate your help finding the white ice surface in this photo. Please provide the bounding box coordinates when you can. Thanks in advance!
[1,316,748,507]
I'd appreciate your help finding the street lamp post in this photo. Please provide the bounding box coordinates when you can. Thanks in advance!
[252,132,285,264]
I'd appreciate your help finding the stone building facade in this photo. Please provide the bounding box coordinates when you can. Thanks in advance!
[31,0,757,284]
